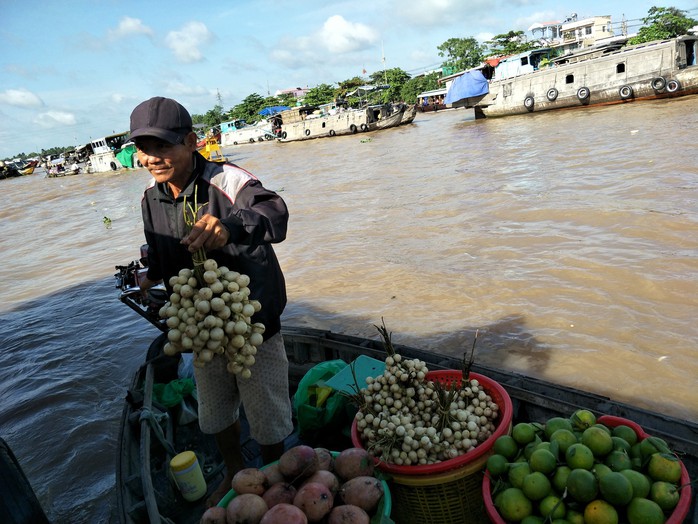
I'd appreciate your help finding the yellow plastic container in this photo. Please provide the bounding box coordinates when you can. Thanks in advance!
[170,451,206,502]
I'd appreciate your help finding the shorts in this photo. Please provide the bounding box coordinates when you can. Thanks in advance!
[193,332,293,445]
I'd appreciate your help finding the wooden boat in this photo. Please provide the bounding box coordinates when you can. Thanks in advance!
[114,260,697,524]
[445,35,698,118]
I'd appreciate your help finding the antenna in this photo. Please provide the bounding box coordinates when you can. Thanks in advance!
[382,40,388,87]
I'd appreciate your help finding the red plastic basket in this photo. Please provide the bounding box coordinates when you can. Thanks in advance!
[483,414,692,524]
[351,370,513,475]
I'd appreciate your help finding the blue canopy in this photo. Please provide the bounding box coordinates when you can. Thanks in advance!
[444,70,489,104]
[259,106,290,116]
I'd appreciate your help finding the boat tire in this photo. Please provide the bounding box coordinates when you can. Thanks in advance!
[233,141,238,145]
[651,76,666,91]
[329,129,336,137]
[304,129,311,136]
[546,88,559,101]
[524,96,535,110]
[136,160,143,168]
[619,85,634,100]
[249,138,255,143]
[257,137,264,142]
[350,124,357,133]
[666,79,681,93]
[577,87,590,102]
[110,161,117,171]
[360,123,368,131]
[281,132,287,139]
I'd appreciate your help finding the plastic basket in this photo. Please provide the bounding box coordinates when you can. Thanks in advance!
[218,451,392,521]
[483,414,692,524]
[352,371,513,524]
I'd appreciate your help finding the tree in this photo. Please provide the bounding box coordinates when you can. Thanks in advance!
[486,31,538,56]
[226,93,266,122]
[302,83,336,106]
[400,72,440,104]
[437,37,487,73]
[628,6,697,44]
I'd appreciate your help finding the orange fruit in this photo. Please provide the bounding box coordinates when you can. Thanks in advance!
[512,422,537,445]
[508,462,531,489]
[605,450,632,472]
[570,409,596,431]
[626,498,665,524]
[649,480,680,511]
[529,448,557,475]
[611,425,638,447]
[647,452,682,483]
[545,417,574,439]
[550,429,578,453]
[539,494,566,520]
[522,471,552,501]
[584,499,619,524]
[494,435,519,460]
[552,465,572,493]
[486,454,509,477]
[619,469,651,499]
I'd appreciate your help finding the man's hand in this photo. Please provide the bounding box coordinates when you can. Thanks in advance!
[182,213,230,252]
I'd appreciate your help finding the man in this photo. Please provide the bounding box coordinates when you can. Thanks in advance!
[130,96,293,505]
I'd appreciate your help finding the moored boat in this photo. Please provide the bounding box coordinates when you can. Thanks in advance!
[114,257,697,524]
[445,35,698,118]
[219,119,277,147]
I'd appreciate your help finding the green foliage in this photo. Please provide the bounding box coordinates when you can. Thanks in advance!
[437,37,487,73]
[628,6,697,44]
[486,30,538,56]
[400,72,440,103]
[226,93,266,123]
[302,83,336,106]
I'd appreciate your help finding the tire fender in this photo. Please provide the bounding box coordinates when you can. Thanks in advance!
[546,88,558,101]
[329,129,336,137]
[577,87,590,101]
[281,132,287,139]
[360,123,368,131]
[110,161,117,170]
[651,76,666,91]
[524,96,535,110]
[666,79,681,93]
[304,129,311,136]
[350,124,357,133]
[619,85,634,100]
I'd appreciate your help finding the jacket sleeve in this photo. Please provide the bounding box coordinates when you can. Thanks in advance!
[141,193,164,283]
[218,180,289,246]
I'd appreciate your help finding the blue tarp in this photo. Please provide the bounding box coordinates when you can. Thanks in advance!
[444,70,489,104]
[259,106,290,116]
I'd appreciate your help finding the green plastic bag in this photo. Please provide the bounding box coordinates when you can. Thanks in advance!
[153,378,195,408]
[293,360,352,436]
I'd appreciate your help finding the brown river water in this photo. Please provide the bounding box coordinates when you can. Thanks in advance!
[1,98,697,522]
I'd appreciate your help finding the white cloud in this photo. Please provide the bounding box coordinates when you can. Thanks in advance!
[165,22,214,63]
[0,88,44,108]
[108,17,154,40]
[164,81,210,97]
[319,15,379,53]
[34,111,77,128]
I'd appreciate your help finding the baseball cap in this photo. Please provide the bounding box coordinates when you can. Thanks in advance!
[129,97,193,144]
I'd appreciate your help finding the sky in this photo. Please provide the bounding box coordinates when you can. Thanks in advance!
[1,0,697,159]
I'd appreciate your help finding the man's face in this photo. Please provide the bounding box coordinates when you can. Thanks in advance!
[134,132,197,189]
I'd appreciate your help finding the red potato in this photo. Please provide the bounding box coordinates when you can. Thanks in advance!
[327,504,370,524]
[334,448,374,480]
[301,470,340,495]
[200,505,227,524]
[225,493,268,524]
[314,447,334,471]
[262,463,285,485]
[293,482,334,522]
[262,482,297,508]
[231,468,268,496]
[259,503,308,524]
[278,445,319,480]
[339,476,384,513]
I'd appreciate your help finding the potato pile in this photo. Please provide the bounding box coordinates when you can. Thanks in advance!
[200,446,386,524]
[354,352,501,466]
[158,258,265,377]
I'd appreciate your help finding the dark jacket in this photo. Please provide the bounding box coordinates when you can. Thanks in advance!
[141,152,288,338]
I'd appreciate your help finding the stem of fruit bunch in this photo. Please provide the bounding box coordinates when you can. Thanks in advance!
[374,317,396,357]
[461,329,478,385]
[182,188,207,287]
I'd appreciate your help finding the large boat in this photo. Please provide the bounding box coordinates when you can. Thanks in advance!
[113,256,696,524]
[445,35,698,118]
[88,132,139,173]
[273,102,417,142]
[219,119,277,147]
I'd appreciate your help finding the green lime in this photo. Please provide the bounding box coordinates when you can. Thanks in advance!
[566,468,599,503]
[619,469,651,499]
[583,499,619,524]
[570,409,597,431]
[566,443,595,470]
[508,462,531,489]
[494,435,519,460]
[582,426,614,457]
[592,423,612,435]
[611,425,638,447]
[521,516,545,524]
[565,509,585,524]
[647,452,682,483]
[497,487,533,521]
[605,450,632,472]
[512,422,537,445]
[524,436,543,460]
[593,463,613,480]
[529,448,557,475]
[522,471,552,501]
[626,498,665,524]
[539,494,566,520]
[611,436,631,453]
[639,436,671,459]
[552,465,572,493]
[598,471,634,506]
[550,429,578,453]
[649,480,680,511]
[486,454,509,477]
[545,417,574,439]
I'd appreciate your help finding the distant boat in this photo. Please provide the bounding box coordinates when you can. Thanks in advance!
[18,160,39,175]
[445,35,698,118]
[219,119,277,147]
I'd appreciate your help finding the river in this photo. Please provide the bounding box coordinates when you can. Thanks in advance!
[1,97,696,522]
